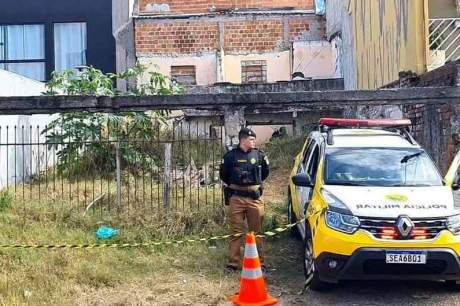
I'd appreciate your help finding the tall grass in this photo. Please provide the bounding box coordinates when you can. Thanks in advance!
[0,176,289,305]
[264,134,308,170]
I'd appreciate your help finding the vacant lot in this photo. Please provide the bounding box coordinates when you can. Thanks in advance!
[1,135,460,305]
[0,161,294,306]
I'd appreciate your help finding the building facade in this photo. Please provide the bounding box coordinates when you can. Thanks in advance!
[133,0,339,86]
[326,0,460,90]
[0,0,116,81]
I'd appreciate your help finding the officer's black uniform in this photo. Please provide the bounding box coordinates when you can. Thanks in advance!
[219,127,270,269]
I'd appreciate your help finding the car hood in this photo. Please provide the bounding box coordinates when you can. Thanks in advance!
[323,185,457,218]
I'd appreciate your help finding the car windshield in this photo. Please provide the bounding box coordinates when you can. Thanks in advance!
[324,148,443,187]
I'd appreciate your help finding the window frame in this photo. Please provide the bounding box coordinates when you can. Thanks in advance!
[170,65,197,86]
[0,23,46,80]
[241,60,267,84]
[53,21,88,73]
[307,145,320,181]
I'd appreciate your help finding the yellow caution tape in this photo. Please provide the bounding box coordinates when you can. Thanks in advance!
[0,218,306,250]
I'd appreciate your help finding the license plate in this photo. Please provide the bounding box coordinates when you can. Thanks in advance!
[385,251,427,264]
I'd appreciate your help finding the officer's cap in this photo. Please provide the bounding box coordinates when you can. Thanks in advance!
[239,127,256,139]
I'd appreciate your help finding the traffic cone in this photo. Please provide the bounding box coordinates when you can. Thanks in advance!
[229,232,278,306]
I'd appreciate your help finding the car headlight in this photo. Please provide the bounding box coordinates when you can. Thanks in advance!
[322,189,360,234]
[325,210,360,234]
[447,214,460,235]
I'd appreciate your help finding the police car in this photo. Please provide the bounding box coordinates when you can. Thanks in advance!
[287,118,460,290]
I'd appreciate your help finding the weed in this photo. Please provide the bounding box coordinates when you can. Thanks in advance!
[264,134,309,170]
[0,191,13,211]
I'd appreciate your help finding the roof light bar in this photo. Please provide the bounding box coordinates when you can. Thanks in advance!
[319,118,411,128]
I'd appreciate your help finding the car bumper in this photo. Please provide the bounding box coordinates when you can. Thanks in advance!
[316,248,460,283]
[312,219,460,282]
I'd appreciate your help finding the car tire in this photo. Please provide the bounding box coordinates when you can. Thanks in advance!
[287,189,300,239]
[303,226,332,291]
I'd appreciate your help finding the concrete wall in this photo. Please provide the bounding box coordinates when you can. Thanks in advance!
[223,51,291,83]
[429,0,459,18]
[138,0,314,14]
[293,41,340,78]
[325,0,358,89]
[113,0,137,91]
[138,53,219,85]
[0,70,56,190]
[385,60,460,173]
[138,43,337,84]
[135,13,335,85]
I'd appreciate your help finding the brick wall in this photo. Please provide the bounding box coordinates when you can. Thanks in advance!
[404,103,454,173]
[135,15,324,55]
[136,22,219,54]
[139,0,314,14]
[382,60,460,89]
[224,20,283,53]
[390,60,460,172]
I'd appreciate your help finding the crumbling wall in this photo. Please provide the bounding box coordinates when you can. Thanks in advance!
[138,0,314,14]
[386,60,460,173]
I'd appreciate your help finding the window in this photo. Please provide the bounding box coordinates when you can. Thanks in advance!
[324,148,443,187]
[302,140,315,166]
[307,146,320,181]
[0,24,45,81]
[298,140,315,174]
[54,23,87,72]
[241,60,267,83]
[171,65,196,85]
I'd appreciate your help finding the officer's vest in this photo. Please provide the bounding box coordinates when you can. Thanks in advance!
[230,149,262,186]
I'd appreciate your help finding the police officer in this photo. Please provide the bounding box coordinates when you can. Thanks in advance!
[219,127,270,271]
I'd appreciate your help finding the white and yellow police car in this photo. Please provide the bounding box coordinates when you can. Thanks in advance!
[288,118,460,290]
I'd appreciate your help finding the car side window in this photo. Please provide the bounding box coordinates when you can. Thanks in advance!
[302,140,315,166]
[307,145,320,182]
[297,139,312,174]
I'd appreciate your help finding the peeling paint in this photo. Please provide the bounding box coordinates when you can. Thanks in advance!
[338,0,427,89]
[138,53,218,85]
[223,51,291,83]
[293,41,339,78]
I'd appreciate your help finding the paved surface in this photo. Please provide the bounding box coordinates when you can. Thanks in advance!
[266,236,460,306]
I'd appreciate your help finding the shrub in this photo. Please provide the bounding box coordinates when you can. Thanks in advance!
[42,65,183,177]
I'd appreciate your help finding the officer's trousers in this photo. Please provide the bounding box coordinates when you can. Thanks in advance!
[228,195,265,267]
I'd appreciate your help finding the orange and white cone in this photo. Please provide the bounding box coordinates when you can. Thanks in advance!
[229,232,278,306]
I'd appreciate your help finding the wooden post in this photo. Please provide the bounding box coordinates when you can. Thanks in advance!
[163,143,172,210]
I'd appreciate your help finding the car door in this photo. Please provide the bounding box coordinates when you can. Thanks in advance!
[296,140,320,218]
[445,151,460,208]
[445,151,460,187]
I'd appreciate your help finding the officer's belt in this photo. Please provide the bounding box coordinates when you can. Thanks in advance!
[229,184,260,192]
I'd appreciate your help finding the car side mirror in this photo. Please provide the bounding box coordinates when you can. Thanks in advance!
[453,175,460,191]
[292,173,313,187]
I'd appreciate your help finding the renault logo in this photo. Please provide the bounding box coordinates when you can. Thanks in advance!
[396,216,414,238]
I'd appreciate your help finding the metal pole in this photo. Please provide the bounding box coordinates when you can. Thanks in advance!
[163,142,172,210]
[116,141,122,209]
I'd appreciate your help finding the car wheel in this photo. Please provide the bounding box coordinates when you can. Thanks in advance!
[287,189,300,239]
[303,227,332,291]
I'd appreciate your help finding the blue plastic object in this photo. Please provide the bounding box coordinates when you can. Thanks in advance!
[96,226,119,239]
